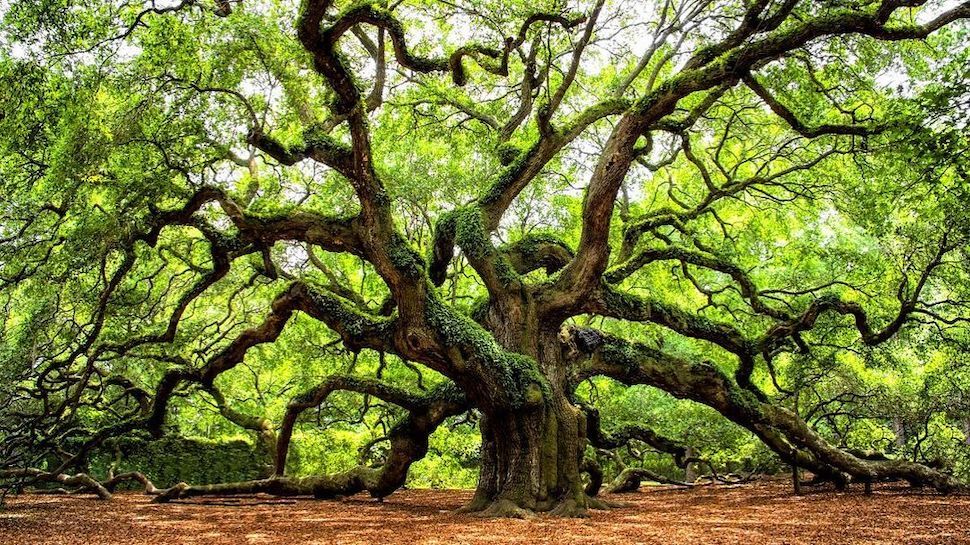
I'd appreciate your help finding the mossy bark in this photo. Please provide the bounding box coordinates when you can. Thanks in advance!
[465,396,588,516]
[460,303,592,517]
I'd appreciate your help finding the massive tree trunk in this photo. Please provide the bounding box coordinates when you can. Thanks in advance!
[459,302,593,517]
[468,399,588,516]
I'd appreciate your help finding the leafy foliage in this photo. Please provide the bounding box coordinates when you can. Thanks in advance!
[1,0,969,505]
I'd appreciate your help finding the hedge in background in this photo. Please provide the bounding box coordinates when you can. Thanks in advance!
[88,436,268,488]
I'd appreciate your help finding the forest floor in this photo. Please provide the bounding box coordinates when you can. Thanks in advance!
[1,479,968,544]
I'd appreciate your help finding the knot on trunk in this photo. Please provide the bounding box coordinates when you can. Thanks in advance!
[559,326,604,358]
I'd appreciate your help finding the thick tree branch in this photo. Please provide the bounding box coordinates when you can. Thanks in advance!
[322,5,584,86]
[154,382,466,502]
[579,329,965,493]
[274,377,463,475]
[544,1,970,309]
[147,282,398,433]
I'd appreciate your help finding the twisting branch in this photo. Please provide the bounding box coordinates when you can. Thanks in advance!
[153,382,466,502]
[576,328,965,493]
[205,386,278,468]
[500,234,575,276]
[0,469,113,499]
[146,281,400,432]
[274,375,436,475]
[322,5,585,86]
[585,406,690,467]
[759,231,959,358]
[743,73,887,138]
[248,128,355,177]
[605,245,789,320]
[542,0,970,311]
[0,468,162,500]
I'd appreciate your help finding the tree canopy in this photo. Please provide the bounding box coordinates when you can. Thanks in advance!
[1,0,970,517]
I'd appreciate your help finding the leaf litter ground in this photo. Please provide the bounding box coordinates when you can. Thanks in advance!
[1,479,967,544]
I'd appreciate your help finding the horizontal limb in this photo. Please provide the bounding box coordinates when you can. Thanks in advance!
[578,329,965,494]
[0,468,160,500]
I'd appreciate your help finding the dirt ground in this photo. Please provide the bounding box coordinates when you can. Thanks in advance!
[1,480,968,544]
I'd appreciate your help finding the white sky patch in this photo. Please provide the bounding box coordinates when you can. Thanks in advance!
[917,0,965,22]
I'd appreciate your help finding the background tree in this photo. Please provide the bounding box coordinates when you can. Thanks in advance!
[2,0,970,517]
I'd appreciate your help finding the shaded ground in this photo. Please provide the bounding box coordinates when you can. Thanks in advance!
[1,480,968,544]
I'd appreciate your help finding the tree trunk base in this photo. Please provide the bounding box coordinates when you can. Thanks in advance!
[547,498,589,518]
[456,493,616,518]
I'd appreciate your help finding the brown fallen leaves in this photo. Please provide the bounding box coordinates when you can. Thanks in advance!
[1,479,967,544]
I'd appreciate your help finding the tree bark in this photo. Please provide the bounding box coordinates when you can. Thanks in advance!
[458,307,595,517]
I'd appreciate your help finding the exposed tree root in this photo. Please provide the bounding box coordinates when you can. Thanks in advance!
[453,494,491,514]
[474,499,537,519]
[455,494,615,519]
[547,498,588,518]
[454,496,538,518]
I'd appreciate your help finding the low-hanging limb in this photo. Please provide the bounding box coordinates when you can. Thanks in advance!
[0,468,161,500]
[603,468,695,494]
[585,406,691,468]
[580,283,767,398]
[583,405,734,494]
[146,280,402,434]
[757,231,958,358]
[273,374,440,476]
[152,382,467,502]
[575,327,966,494]
[0,468,112,499]
[22,182,368,456]
[583,229,962,398]
[16,275,400,486]
[583,440,695,495]
[601,464,758,494]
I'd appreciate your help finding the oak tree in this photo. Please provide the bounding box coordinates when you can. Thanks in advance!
[2,0,970,517]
